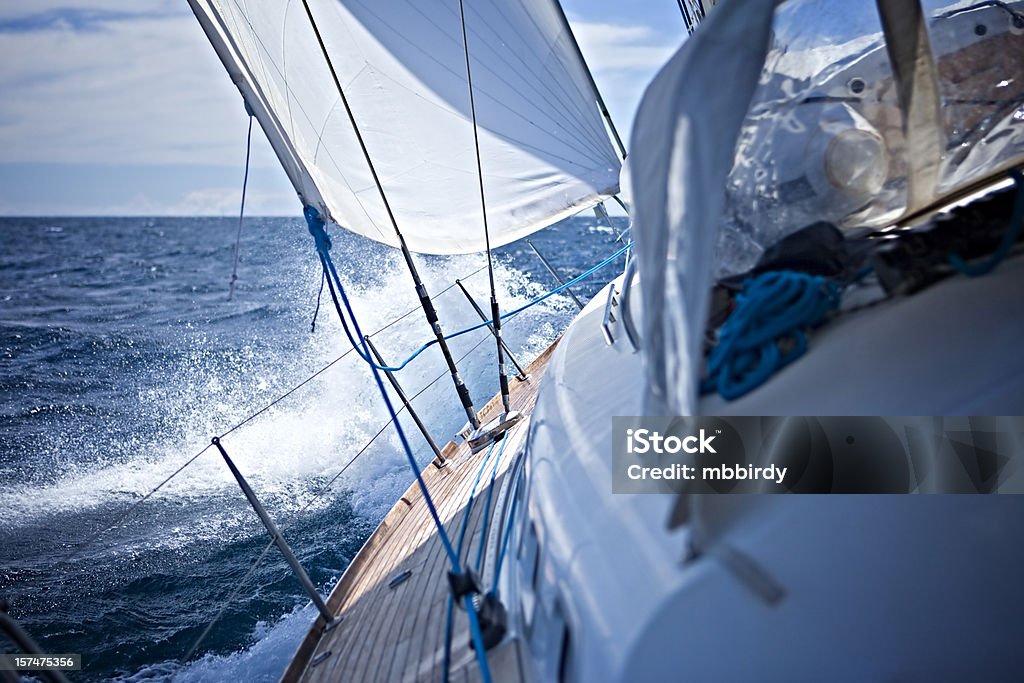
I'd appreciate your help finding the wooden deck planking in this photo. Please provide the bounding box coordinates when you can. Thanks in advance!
[283,343,555,683]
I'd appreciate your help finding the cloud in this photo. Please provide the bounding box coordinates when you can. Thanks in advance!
[0,1,181,24]
[0,3,278,168]
[0,7,176,33]
[178,187,298,216]
[569,20,683,137]
[0,3,681,215]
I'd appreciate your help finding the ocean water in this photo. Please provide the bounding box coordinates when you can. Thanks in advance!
[0,214,627,681]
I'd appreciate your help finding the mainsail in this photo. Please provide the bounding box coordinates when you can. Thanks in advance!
[188,0,622,254]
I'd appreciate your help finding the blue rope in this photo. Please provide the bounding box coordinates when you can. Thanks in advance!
[334,241,632,373]
[490,460,522,596]
[949,169,1024,277]
[464,597,491,683]
[308,206,496,682]
[474,436,508,571]
[305,206,461,568]
[442,438,499,683]
[456,441,498,558]
[701,270,841,401]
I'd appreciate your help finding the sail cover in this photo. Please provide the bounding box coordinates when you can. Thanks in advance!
[188,0,621,254]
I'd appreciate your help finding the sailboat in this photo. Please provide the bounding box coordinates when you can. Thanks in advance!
[177,0,1024,681]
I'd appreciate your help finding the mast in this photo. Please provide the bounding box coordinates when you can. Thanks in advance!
[677,0,695,33]
[299,0,480,430]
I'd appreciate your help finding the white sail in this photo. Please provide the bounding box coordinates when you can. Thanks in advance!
[188,0,621,254]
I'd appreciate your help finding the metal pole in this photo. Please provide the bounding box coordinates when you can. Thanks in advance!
[677,0,695,33]
[212,437,336,624]
[527,240,585,311]
[363,335,446,467]
[454,280,529,381]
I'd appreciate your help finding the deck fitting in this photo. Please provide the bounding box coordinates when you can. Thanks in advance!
[388,569,413,589]
[311,650,332,667]
[467,411,523,453]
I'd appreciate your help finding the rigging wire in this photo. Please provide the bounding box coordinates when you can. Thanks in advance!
[307,208,494,682]
[329,240,632,374]
[457,0,512,415]
[52,238,620,572]
[299,0,482,430]
[179,323,499,667]
[228,112,253,301]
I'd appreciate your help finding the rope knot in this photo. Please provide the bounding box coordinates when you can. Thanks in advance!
[702,270,842,400]
[304,205,332,255]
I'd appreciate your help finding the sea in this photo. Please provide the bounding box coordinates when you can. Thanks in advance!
[0,214,628,681]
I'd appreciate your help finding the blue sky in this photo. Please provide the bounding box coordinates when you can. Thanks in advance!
[0,1,689,216]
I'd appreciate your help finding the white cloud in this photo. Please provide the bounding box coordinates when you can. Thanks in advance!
[0,5,681,214]
[569,20,683,138]
[178,187,297,216]
[0,6,279,168]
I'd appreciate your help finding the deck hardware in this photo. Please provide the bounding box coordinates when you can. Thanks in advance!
[468,592,508,651]
[468,411,522,454]
[601,283,621,345]
[619,257,641,351]
[447,568,483,602]
[212,437,335,623]
[310,650,332,667]
[527,240,585,311]
[363,335,446,468]
[449,568,509,650]
[388,569,413,589]
[455,279,529,381]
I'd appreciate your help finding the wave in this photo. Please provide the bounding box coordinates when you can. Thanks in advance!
[0,249,570,540]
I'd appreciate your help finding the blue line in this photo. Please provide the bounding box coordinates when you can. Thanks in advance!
[490,463,521,594]
[464,594,493,683]
[442,439,498,683]
[335,241,632,373]
[306,207,461,569]
[475,436,508,571]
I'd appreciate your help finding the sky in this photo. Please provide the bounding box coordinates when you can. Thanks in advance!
[0,1,690,216]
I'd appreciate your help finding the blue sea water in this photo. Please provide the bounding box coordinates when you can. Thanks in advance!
[0,214,627,681]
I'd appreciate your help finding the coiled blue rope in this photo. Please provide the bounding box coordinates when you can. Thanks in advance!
[701,271,841,401]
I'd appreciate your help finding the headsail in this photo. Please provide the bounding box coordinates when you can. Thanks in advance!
[188,0,621,254]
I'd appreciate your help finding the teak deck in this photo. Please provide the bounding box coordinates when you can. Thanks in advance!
[281,342,556,683]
